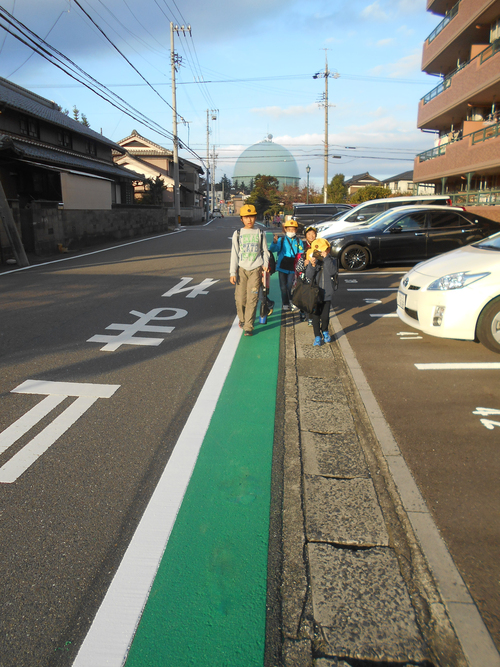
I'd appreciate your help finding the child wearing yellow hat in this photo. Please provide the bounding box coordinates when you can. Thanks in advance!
[302,238,338,346]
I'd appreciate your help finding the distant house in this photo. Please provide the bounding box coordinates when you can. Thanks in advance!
[0,76,141,212]
[381,170,435,195]
[0,77,185,258]
[114,130,205,216]
[344,172,381,195]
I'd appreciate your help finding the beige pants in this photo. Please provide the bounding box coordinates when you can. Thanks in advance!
[235,267,261,333]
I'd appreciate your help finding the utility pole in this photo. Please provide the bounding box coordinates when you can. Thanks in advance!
[170,23,190,229]
[211,146,217,213]
[206,109,217,219]
[314,51,339,203]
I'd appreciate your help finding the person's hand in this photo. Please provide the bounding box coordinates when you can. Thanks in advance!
[321,250,328,258]
[310,256,317,266]
[273,234,278,242]
[230,275,237,285]
[304,259,310,266]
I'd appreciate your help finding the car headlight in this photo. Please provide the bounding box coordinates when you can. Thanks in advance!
[427,272,490,291]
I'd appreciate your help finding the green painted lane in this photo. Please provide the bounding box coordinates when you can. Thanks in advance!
[125,274,281,667]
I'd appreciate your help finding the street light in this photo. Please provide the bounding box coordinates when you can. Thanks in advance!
[306,165,310,205]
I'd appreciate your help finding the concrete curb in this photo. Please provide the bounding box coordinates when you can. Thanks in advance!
[279,308,500,666]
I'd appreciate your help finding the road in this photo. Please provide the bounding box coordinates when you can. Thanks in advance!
[333,266,500,652]
[0,217,255,667]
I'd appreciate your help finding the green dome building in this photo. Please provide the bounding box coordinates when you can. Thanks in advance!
[233,135,300,190]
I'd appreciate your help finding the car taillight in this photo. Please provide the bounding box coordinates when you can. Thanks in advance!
[446,198,452,206]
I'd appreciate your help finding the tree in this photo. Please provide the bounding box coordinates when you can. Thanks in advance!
[137,176,165,205]
[246,174,280,218]
[327,174,348,203]
[349,185,392,204]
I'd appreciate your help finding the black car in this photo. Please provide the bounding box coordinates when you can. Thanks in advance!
[293,203,352,227]
[323,206,500,271]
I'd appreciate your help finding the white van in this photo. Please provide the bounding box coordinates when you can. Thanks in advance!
[316,195,453,237]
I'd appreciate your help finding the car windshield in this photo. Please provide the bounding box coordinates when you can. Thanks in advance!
[473,232,500,251]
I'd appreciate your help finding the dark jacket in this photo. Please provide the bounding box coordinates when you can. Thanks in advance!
[305,255,338,302]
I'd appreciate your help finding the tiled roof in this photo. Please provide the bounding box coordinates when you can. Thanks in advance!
[0,76,125,152]
[1,135,144,180]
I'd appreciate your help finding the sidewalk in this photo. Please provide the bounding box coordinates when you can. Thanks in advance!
[276,309,499,667]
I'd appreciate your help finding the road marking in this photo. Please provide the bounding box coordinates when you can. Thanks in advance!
[415,363,500,370]
[73,318,243,667]
[0,380,120,484]
[370,313,398,318]
[87,307,188,351]
[364,299,382,304]
[397,332,422,340]
[348,288,397,291]
[161,277,219,299]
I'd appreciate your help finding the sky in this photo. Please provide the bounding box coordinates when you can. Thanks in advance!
[0,0,443,189]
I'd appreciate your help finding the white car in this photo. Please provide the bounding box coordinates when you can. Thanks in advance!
[316,194,453,237]
[397,231,500,353]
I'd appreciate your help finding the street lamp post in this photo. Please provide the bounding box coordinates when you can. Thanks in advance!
[306,165,310,205]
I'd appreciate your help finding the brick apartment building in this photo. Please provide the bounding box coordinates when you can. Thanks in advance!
[413,0,500,220]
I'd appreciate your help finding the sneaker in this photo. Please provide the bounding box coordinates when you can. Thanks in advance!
[313,336,323,347]
[244,330,253,336]
[290,304,298,312]
[282,304,290,311]
[299,312,306,322]
[322,331,331,343]
[238,321,243,329]
[308,319,313,327]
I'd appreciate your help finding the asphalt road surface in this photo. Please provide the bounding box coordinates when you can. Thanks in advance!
[0,217,243,667]
[333,266,500,653]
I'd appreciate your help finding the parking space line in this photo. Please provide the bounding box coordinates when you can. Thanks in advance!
[415,363,500,370]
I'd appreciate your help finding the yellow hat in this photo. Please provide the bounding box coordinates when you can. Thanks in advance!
[282,218,299,228]
[240,204,257,217]
[311,238,331,253]
[304,226,317,235]
[305,248,315,261]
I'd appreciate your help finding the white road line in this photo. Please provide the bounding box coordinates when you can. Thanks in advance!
[72,316,242,667]
[370,313,398,318]
[0,396,98,484]
[415,363,500,370]
[347,288,397,291]
[0,230,186,275]
[0,395,65,455]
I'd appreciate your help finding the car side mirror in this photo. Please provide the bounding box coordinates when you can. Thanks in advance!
[390,225,403,233]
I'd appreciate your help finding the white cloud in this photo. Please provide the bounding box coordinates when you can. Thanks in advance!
[369,50,421,78]
[361,1,388,21]
[376,38,395,47]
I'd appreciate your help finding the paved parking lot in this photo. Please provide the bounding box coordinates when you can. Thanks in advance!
[333,267,500,652]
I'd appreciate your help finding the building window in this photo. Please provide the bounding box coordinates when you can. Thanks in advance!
[19,115,39,138]
[57,130,72,148]
[85,139,97,156]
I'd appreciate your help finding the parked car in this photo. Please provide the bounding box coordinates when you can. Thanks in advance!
[293,203,352,228]
[316,194,454,237]
[323,206,500,271]
[397,231,500,353]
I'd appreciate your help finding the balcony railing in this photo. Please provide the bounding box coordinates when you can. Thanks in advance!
[426,0,460,44]
[422,37,500,105]
[418,120,500,162]
[418,145,447,162]
[471,120,500,144]
[481,38,500,64]
[450,189,500,206]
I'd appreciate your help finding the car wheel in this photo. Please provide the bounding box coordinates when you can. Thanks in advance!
[477,297,500,353]
[340,244,369,271]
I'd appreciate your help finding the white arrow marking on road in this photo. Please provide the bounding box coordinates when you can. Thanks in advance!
[87,307,188,351]
[364,299,382,304]
[415,363,500,370]
[162,277,219,299]
[0,380,120,484]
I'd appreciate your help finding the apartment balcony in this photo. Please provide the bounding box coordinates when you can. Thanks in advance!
[418,40,500,131]
[422,0,499,75]
[427,0,458,15]
[414,121,500,183]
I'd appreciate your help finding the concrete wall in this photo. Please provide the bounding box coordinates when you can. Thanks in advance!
[60,172,112,210]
